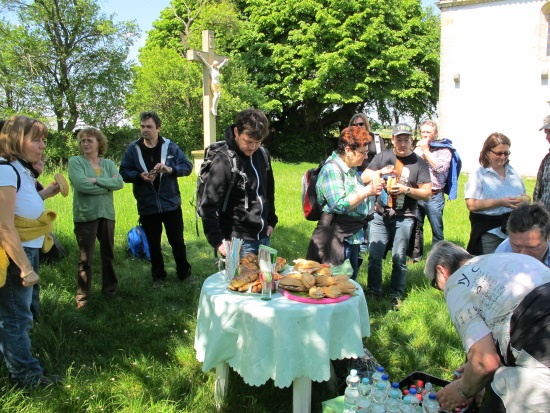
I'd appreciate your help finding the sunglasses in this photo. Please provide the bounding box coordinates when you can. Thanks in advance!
[490,149,511,157]
[353,122,365,127]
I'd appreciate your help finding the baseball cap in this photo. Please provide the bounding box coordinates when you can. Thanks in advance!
[539,115,550,131]
[392,123,413,136]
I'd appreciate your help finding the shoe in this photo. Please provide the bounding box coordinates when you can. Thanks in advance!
[16,374,63,390]
[152,280,164,289]
[389,296,402,310]
[181,275,197,285]
[365,289,383,300]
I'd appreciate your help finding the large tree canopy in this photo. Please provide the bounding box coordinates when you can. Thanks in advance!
[234,0,439,157]
[130,0,439,160]
[0,0,138,131]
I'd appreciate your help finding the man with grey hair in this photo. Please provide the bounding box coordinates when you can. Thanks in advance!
[411,120,461,262]
[495,202,550,267]
[425,241,550,413]
[534,115,550,210]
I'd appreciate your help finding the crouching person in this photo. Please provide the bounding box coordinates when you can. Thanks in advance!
[425,241,550,412]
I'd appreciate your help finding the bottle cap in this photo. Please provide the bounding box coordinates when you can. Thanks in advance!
[417,380,424,387]
[381,374,389,380]
[377,366,384,372]
[429,393,437,400]
[350,369,357,376]
[392,382,400,388]
[362,378,369,384]
[409,388,417,395]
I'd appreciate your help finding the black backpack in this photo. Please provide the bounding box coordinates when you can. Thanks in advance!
[194,141,269,235]
[301,159,343,221]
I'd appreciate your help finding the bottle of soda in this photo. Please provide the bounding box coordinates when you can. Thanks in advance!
[357,377,372,411]
[343,369,361,413]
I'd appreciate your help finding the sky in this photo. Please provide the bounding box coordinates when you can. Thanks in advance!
[99,0,440,62]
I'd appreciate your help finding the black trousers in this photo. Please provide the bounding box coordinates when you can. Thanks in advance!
[139,206,191,281]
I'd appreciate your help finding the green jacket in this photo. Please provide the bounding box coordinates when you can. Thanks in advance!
[68,156,124,222]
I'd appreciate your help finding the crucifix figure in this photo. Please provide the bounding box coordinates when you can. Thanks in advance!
[187,30,229,150]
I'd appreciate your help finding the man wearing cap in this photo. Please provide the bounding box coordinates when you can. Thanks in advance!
[361,123,431,307]
[534,115,550,211]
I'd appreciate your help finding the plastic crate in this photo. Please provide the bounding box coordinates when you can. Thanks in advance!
[399,371,478,413]
[399,370,450,389]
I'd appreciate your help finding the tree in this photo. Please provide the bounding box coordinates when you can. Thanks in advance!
[234,0,440,159]
[127,0,265,151]
[0,0,138,131]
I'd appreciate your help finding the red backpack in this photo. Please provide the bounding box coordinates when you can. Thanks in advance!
[301,160,343,221]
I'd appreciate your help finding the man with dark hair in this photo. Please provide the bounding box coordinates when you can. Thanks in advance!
[198,108,278,257]
[120,111,193,288]
[362,123,431,306]
[495,202,550,267]
[425,241,550,412]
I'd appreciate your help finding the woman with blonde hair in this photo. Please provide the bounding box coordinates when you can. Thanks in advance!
[68,127,123,308]
[0,115,61,388]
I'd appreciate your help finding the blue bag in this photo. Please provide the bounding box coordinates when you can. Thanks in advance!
[127,225,150,261]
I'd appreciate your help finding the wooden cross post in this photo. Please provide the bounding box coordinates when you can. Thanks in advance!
[187,30,229,170]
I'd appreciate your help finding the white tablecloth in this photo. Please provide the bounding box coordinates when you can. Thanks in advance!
[194,272,370,388]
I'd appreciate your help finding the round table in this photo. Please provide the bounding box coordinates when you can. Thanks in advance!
[194,272,370,412]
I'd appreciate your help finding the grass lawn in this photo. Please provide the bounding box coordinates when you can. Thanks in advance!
[0,160,536,412]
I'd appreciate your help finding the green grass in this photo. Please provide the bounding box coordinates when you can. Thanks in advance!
[0,162,536,412]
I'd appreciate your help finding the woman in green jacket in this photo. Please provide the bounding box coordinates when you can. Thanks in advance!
[68,128,123,308]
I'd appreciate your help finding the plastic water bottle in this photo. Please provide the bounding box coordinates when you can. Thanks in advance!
[390,382,401,398]
[357,377,372,411]
[399,395,413,413]
[422,382,433,397]
[422,393,440,413]
[344,369,361,413]
[408,388,421,412]
[372,366,385,388]
[381,374,391,394]
[369,382,387,412]
[386,389,402,412]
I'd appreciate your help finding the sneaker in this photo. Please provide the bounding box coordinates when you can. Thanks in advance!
[181,275,196,285]
[152,280,164,289]
[15,374,63,390]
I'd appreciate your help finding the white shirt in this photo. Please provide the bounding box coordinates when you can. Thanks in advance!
[0,158,45,247]
[445,253,550,360]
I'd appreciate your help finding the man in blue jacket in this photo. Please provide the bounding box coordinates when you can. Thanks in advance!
[120,112,193,288]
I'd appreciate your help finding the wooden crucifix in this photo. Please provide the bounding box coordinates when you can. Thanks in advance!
[187,30,229,151]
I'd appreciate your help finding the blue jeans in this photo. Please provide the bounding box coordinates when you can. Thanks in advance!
[367,213,415,297]
[0,247,43,386]
[344,242,360,281]
[239,236,271,259]
[412,192,445,259]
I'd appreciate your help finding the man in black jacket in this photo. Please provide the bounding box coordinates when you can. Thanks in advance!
[198,108,278,257]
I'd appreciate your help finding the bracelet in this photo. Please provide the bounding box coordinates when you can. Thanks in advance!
[456,379,472,400]
[22,269,34,279]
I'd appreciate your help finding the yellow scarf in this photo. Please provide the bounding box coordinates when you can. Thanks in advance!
[0,209,57,288]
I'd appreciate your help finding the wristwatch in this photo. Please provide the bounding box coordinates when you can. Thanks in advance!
[405,187,411,195]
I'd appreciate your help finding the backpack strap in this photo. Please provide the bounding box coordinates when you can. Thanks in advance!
[0,161,21,192]
[222,148,248,211]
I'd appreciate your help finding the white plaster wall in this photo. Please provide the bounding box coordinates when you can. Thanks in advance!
[438,0,550,177]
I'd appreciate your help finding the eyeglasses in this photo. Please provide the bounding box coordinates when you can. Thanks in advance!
[355,149,368,156]
[431,276,439,290]
[353,122,365,127]
[80,139,97,144]
[490,149,511,157]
